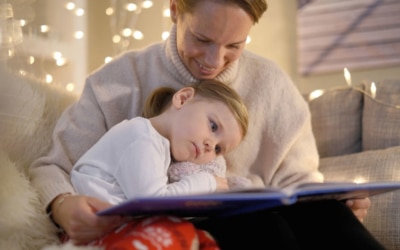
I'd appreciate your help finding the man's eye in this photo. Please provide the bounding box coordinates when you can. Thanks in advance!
[215,145,221,154]
[210,120,218,132]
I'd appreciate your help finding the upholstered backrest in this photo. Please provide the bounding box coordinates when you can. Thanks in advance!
[362,80,400,151]
[304,85,364,158]
[309,80,400,250]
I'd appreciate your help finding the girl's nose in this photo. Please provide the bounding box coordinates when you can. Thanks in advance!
[204,139,216,153]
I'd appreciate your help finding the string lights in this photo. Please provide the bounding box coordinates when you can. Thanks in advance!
[0,3,22,60]
[1,0,176,94]
[307,67,400,109]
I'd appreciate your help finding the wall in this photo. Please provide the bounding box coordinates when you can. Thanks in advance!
[243,1,400,94]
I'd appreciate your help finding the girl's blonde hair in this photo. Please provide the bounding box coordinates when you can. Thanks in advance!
[143,79,249,137]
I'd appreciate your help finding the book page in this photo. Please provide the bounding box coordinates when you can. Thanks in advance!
[293,181,400,202]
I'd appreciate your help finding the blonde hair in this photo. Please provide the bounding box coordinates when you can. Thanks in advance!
[142,79,249,137]
[175,0,267,23]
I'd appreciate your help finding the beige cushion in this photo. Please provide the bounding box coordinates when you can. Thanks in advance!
[362,80,400,151]
[319,146,400,250]
[305,86,363,158]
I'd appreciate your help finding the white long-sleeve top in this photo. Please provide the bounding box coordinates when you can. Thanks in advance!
[71,117,216,204]
[30,24,323,210]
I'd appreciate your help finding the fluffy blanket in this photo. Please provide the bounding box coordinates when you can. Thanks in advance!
[0,67,91,250]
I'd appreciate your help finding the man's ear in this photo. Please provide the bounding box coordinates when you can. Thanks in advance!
[172,87,195,108]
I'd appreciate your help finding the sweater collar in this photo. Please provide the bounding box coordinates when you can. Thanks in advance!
[164,24,238,85]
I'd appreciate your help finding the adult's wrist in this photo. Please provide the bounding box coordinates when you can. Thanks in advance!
[48,193,72,228]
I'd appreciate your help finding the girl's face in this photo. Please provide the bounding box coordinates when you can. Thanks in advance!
[168,89,242,164]
[171,0,253,80]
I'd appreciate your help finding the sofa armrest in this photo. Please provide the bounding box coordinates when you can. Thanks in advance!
[319,146,400,249]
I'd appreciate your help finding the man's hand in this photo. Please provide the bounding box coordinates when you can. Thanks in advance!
[345,197,371,223]
[51,194,125,244]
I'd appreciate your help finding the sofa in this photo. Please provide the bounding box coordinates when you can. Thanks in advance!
[304,80,400,249]
[1,65,399,249]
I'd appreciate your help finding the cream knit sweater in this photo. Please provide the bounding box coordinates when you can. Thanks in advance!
[30,25,323,209]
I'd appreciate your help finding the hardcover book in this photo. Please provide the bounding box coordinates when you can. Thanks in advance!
[97,181,400,218]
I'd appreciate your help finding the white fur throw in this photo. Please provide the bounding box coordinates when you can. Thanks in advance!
[0,67,92,250]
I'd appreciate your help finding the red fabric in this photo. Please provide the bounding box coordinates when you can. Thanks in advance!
[87,215,220,250]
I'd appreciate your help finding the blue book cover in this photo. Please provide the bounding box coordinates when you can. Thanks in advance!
[97,181,400,218]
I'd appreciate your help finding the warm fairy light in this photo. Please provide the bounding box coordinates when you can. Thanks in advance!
[56,57,66,66]
[142,0,153,9]
[75,8,84,16]
[105,7,114,15]
[45,74,53,84]
[40,25,50,33]
[66,83,75,92]
[112,35,121,43]
[353,176,367,184]
[125,3,137,12]
[308,89,325,101]
[162,31,170,40]
[53,51,62,60]
[246,36,251,44]
[65,2,75,10]
[371,82,376,99]
[19,19,27,27]
[133,30,143,40]
[74,31,84,39]
[163,8,170,17]
[8,49,14,57]
[344,67,352,86]
[122,28,133,37]
[28,56,35,64]
[105,57,113,63]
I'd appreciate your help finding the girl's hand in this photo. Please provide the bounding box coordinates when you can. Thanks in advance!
[51,194,125,244]
[214,176,229,191]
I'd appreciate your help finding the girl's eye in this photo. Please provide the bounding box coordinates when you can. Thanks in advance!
[210,120,218,132]
[215,145,221,154]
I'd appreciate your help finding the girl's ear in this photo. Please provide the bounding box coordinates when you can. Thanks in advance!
[172,87,195,108]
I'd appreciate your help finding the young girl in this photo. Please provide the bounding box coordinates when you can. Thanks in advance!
[71,79,248,205]
[68,79,248,249]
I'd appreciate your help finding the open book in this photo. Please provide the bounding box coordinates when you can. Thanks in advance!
[97,181,400,218]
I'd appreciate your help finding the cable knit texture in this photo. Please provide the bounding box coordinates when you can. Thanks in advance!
[168,157,253,189]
